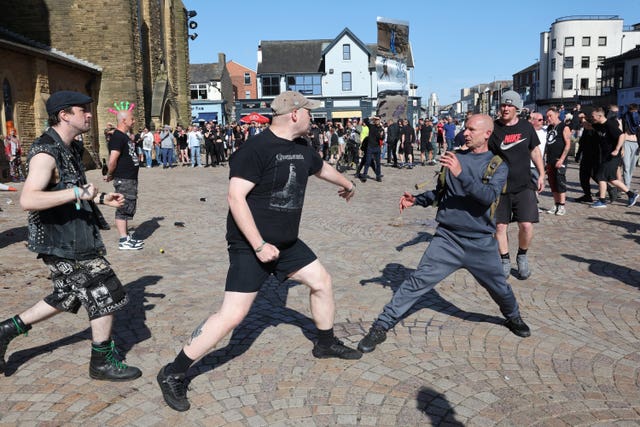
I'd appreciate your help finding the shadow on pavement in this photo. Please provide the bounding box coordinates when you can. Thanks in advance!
[359,263,504,327]
[132,216,165,241]
[416,386,464,426]
[188,277,315,380]
[396,231,433,252]
[3,275,163,376]
[562,254,639,289]
[0,226,27,249]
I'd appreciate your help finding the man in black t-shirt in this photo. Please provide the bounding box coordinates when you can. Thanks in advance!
[488,91,544,280]
[157,91,361,412]
[544,107,571,215]
[105,109,143,251]
[590,107,639,208]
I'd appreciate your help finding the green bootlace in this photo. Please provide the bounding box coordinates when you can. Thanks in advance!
[11,317,28,337]
[93,341,129,369]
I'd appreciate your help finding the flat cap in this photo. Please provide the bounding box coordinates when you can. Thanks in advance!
[46,90,93,116]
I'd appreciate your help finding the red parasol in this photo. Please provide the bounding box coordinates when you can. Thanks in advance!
[240,112,270,124]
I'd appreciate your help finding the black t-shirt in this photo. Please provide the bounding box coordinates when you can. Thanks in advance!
[226,129,324,247]
[593,119,623,161]
[489,118,540,193]
[545,122,567,165]
[108,129,139,180]
[420,124,432,143]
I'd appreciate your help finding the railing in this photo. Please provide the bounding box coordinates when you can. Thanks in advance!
[554,15,619,23]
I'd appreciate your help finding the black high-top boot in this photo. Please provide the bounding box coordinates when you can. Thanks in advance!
[0,316,31,373]
[89,340,142,381]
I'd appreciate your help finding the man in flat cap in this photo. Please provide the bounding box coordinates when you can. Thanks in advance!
[157,90,361,412]
[0,90,142,381]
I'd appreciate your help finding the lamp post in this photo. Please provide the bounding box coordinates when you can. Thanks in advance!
[556,46,565,106]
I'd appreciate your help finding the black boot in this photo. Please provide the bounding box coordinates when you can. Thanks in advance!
[89,340,142,381]
[0,316,31,373]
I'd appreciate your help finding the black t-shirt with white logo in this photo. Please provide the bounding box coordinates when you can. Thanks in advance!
[108,129,139,180]
[593,118,623,161]
[545,122,567,165]
[489,119,540,193]
[226,129,324,247]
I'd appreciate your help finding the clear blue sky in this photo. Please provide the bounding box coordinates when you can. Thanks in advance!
[182,1,639,105]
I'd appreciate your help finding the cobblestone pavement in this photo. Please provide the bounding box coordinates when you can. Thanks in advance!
[0,159,638,426]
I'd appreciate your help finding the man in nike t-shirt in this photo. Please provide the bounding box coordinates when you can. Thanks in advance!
[489,91,545,280]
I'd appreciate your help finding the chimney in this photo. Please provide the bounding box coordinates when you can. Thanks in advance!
[218,53,226,65]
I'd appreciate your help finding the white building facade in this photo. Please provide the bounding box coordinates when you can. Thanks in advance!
[538,15,640,104]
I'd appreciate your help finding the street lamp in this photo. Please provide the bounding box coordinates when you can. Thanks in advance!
[556,47,565,106]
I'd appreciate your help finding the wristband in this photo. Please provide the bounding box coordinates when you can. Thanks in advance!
[254,240,267,253]
[99,192,106,205]
[347,181,356,193]
[73,186,81,210]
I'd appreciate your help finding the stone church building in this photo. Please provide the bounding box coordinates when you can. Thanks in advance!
[0,0,191,168]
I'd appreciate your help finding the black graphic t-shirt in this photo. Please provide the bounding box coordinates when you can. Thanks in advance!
[593,119,623,161]
[489,119,540,193]
[108,129,139,180]
[226,128,324,246]
[545,122,567,165]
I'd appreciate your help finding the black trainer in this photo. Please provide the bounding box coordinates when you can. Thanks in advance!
[504,316,531,337]
[89,340,142,381]
[0,316,31,373]
[157,364,190,411]
[357,325,387,353]
[312,337,362,360]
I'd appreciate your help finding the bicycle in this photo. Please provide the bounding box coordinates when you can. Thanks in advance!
[336,140,359,173]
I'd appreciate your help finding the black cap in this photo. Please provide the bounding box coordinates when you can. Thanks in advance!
[46,90,93,116]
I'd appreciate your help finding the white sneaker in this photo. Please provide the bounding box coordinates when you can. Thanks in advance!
[119,237,143,251]
[555,205,566,216]
[546,205,558,214]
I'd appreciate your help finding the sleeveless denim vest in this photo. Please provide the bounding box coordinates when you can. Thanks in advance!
[26,128,106,260]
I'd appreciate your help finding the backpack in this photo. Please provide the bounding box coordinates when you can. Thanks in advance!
[431,154,505,220]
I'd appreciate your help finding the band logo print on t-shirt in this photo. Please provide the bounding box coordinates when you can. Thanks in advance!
[269,154,305,211]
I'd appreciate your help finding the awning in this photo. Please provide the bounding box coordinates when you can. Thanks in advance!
[198,112,218,121]
[331,110,362,119]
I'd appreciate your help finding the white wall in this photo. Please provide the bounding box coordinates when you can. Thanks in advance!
[322,34,371,98]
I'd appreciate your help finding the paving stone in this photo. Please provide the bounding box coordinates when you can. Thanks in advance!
[0,163,638,425]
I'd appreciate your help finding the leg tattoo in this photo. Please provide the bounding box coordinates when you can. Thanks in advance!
[187,320,206,345]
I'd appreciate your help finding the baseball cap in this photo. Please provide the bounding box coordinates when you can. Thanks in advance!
[500,90,523,109]
[46,90,93,116]
[271,91,321,116]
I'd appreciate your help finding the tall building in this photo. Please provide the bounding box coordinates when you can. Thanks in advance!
[0,0,191,161]
[538,15,640,107]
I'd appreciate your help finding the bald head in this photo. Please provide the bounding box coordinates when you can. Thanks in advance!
[462,114,493,153]
[116,110,134,133]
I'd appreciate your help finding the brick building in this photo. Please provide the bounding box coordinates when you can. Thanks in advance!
[0,0,191,163]
[227,60,257,101]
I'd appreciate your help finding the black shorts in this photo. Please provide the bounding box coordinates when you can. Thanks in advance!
[113,178,138,220]
[595,156,622,182]
[546,164,567,193]
[225,239,318,293]
[494,188,539,224]
[41,255,128,320]
[420,141,430,153]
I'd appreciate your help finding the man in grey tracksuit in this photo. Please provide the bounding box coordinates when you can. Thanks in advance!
[358,114,531,353]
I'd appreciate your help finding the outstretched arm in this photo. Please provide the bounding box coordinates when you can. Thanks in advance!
[314,161,355,202]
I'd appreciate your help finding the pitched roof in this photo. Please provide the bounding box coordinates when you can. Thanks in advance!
[258,40,329,74]
[0,26,101,72]
[257,27,414,74]
[190,63,225,83]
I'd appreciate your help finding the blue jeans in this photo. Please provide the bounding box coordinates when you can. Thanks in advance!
[161,147,174,167]
[363,146,381,179]
[154,146,161,166]
[144,149,152,167]
[190,146,201,166]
